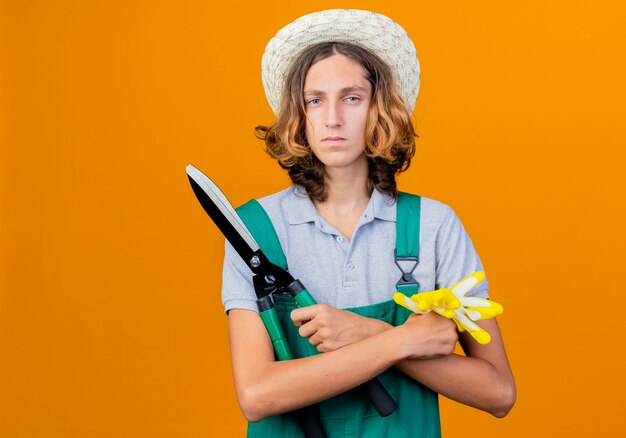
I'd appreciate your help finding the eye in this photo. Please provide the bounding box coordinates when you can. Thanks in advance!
[307,98,321,105]
[345,96,360,103]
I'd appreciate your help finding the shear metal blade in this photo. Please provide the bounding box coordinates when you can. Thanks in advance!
[186,164,260,264]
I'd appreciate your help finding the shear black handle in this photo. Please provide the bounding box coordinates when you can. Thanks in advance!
[355,378,398,417]
[292,405,326,438]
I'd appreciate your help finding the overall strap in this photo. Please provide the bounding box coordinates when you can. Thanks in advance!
[236,199,288,270]
[395,192,421,295]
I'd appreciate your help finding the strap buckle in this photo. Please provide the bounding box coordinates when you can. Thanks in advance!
[394,250,420,295]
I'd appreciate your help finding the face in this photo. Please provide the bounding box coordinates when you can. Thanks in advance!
[303,54,372,171]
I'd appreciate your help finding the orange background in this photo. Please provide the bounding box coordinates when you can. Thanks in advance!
[1,1,624,436]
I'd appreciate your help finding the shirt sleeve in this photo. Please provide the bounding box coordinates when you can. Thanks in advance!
[221,239,259,314]
[435,206,489,298]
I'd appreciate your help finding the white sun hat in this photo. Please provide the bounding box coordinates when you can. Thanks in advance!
[261,9,420,115]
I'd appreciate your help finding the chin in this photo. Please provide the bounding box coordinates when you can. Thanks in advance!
[315,151,363,166]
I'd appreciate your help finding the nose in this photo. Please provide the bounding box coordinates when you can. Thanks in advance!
[325,100,342,129]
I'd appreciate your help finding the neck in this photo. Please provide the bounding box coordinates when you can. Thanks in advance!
[315,156,371,216]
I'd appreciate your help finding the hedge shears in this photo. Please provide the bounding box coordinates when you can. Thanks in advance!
[186,164,397,438]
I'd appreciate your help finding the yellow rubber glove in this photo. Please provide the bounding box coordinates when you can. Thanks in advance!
[394,287,461,318]
[393,271,503,345]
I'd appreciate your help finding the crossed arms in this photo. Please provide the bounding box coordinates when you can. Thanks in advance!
[228,304,516,422]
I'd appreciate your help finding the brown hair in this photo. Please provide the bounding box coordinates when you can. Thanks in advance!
[255,42,416,202]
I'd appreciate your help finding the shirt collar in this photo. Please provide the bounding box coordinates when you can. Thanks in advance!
[286,186,397,225]
[286,186,318,225]
[371,188,397,222]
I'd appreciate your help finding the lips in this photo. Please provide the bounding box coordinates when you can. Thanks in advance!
[322,136,346,143]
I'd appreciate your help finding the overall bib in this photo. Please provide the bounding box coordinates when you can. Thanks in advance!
[236,193,441,438]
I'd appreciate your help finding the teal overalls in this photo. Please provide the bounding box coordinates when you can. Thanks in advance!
[236,193,441,438]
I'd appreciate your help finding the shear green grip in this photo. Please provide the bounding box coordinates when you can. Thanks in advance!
[260,308,293,361]
[293,289,316,307]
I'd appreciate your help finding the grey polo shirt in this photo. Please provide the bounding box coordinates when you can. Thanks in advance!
[221,186,488,313]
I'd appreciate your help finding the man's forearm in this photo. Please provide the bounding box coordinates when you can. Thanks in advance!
[396,352,515,417]
[231,309,459,422]
[367,318,515,417]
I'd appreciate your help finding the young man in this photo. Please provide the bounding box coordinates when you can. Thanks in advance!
[222,9,515,437]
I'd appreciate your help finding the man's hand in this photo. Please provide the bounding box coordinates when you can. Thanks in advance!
[399,312,458,360]
[291,304,387,353]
